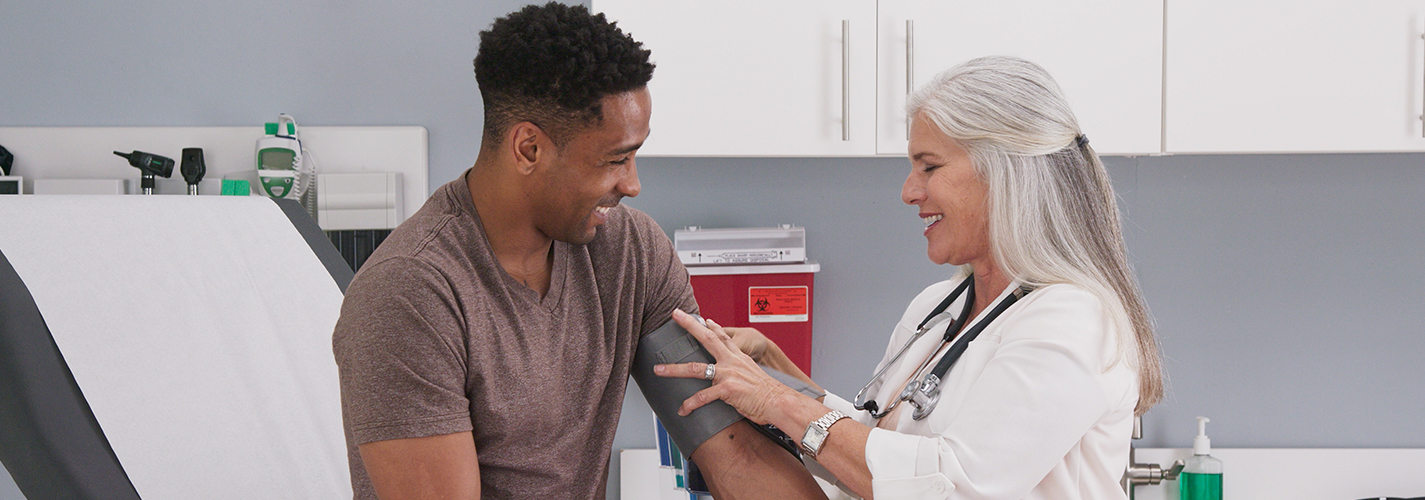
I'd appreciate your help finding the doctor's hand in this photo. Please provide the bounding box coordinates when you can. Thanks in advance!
[654,309,801,426]
[723,326,771,364]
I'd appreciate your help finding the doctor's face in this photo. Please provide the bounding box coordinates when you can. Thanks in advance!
[901,113,991,267]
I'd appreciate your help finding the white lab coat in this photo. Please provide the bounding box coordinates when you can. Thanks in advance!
[811,277,1138,500]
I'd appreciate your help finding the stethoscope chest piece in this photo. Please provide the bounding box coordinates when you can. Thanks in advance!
[855,277,1031,423]
[902,374,942,421]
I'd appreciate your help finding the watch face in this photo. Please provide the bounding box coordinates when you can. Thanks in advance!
[801,425,828,455]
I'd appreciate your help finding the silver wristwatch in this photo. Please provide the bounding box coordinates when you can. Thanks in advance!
[800,410,849,458]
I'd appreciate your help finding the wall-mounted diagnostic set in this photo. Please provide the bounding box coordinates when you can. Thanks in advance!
[255,114,314,200]
[113,150,174,195]
[180,148,206,195]
[0,144,19,195]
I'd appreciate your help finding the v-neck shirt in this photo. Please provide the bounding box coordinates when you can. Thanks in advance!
[333,171,697,499]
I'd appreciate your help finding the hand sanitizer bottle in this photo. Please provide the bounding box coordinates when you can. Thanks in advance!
[1180,416,1224,500]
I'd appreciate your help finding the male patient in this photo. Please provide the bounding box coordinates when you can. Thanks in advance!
[332,3,824,499]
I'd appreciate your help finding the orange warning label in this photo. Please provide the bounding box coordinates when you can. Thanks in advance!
[748,286,809,323]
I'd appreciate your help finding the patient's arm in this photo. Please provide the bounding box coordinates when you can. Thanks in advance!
[691,421,827,500]
[358,432,480,500]
[632,319,827,500]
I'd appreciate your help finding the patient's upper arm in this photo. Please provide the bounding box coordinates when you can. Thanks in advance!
[358,432,480,500]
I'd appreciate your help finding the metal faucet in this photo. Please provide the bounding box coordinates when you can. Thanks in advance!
[1122,415,1184,500]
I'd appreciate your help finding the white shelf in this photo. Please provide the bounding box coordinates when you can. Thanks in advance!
[0,126,428,221]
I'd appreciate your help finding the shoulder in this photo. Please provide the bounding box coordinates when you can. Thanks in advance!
[1018,283,1104,316]
[339,257,466,332]
[355,183,486,284]
[348,256,450,295]
[334,255,474,359]
[992,282,1115,355]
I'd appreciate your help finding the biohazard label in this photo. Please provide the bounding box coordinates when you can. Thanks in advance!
[748,286,809,323]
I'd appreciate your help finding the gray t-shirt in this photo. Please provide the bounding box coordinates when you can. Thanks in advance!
[332,172,697,499]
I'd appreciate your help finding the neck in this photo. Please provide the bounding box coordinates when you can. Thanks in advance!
[968,259,1012,318]
[468,155,555,294]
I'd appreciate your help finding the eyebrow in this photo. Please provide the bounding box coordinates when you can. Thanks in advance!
[608,141,644,156]
[911,152,941,162]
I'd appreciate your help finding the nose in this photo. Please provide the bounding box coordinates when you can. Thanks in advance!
[619,160,641,198]
[901,169,924,206]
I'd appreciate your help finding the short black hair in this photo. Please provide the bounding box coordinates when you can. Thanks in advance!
[475,2,655,147]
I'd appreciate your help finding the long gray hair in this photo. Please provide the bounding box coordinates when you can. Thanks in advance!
[908,55,1163,414]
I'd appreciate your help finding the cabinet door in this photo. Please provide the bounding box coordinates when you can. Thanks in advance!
[593,0,877,156]
[876,0,1164,156]
[1166,1,1425,153]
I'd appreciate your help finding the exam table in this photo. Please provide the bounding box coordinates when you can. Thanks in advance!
[0,195,353,499]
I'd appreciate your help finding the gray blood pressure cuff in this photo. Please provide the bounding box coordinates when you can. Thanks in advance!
[631,318,824,457]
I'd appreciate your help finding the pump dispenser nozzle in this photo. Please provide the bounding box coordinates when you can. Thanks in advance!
[1193,416,1212,455]
[1181,416,1223,499]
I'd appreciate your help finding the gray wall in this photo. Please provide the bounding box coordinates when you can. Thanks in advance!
[623,153,1425,452]
[3,0,1423,498]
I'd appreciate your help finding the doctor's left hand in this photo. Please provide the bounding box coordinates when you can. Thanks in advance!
[655,309,800,426]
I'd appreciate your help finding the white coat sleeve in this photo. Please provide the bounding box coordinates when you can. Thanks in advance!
[797,392,871,499]
[863,286,1122,500]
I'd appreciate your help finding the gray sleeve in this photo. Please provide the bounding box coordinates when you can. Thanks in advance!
[631,318,825,456]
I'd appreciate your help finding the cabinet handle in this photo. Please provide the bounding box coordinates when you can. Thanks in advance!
[907,19,914,138]
[1420,33,1424,138]
[843,20,851,141]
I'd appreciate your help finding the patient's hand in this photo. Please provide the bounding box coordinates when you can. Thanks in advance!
[724,326,771,364]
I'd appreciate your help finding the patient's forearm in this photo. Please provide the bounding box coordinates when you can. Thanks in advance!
[690,421,828,500]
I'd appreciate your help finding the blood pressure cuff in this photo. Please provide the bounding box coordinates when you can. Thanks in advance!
[631,319,824,457]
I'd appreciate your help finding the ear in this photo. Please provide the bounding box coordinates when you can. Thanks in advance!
[507,122,549,175]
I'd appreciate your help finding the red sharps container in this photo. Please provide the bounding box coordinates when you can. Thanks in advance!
[675,226,820,376]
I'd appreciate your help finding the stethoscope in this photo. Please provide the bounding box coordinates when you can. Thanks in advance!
[853,276,1031,421]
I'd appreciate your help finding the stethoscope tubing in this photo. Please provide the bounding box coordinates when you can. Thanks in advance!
[854,276,1030,422]
[854,277,975,419]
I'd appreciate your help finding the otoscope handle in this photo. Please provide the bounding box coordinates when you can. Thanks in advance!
[140,173,155,195]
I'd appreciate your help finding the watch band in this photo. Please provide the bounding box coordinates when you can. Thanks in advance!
[800,410,849,458]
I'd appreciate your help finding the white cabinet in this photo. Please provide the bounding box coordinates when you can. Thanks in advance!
[1166,0,1425,153]
[594,0,878,156]
[594,0,1163,157]
[876,1,1164,156]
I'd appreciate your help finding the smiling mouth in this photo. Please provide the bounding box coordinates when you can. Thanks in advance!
[595,206,613,216]
[922,214,943,228]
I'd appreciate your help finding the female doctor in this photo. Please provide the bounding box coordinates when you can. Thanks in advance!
[655,56,1165,500]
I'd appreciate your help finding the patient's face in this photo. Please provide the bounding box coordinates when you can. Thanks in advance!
[532,89,651,245]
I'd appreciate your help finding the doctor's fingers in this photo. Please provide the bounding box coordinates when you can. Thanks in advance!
[672,309,738,358]
[703,318,735,342]
[654,361,715,380]
[675,367,785,425]
[723,327,770,363]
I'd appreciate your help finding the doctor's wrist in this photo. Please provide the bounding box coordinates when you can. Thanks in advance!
[769,394,831,443]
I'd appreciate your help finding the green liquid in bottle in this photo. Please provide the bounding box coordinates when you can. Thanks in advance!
[1179,471,1222,500]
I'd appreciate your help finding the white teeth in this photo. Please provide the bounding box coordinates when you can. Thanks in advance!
[595,206,612,215]
[922,214,943,227]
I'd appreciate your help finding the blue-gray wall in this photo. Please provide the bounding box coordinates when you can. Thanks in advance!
[3,1,1423,498]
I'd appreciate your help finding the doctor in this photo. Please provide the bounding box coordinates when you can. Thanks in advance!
[656,56,1165,500]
